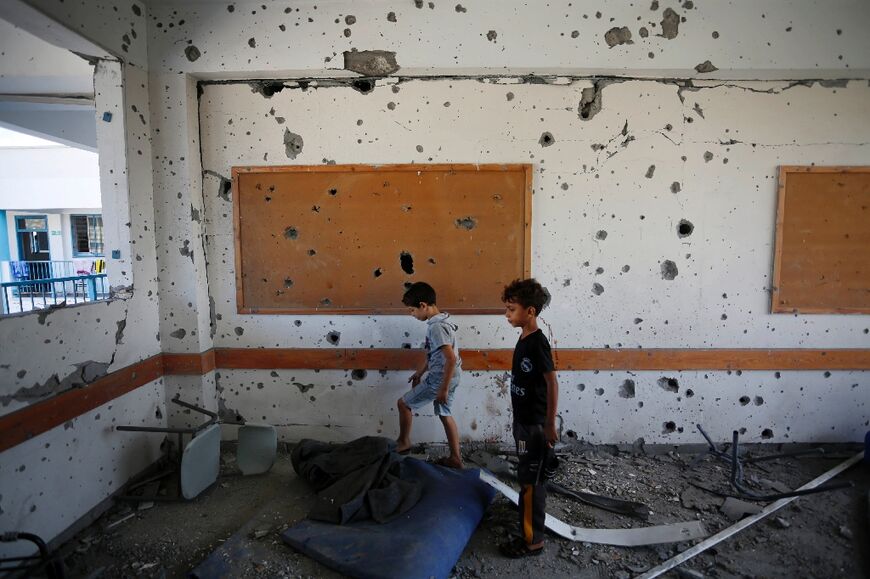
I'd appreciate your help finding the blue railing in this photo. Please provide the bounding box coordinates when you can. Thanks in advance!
[1,274,109,315]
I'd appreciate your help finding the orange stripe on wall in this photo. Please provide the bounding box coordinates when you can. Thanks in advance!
[2,347,868,454]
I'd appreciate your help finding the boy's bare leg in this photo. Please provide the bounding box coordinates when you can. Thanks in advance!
[396,398,413,452]
[439,415,464,467]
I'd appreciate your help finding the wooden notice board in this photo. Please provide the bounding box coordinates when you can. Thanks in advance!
[232,164,532,314]
[772,166,870,314]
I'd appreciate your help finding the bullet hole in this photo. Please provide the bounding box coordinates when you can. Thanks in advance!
[565,429,578,439]
[486,30,498,42]
[592,283,604,296]
[179,240,193,261]
[345,15,356,25]
[578,384,586,392]
[343,50,400,76]
[217,177,232,202]
[387,11,397,22]
[663,421,677,434]
[506,92,514,101]
[619,379,636,398]
[284,278,294,288]
[373,268,384,278]
[639,27,649,38]
[695,60,718,74]
[596,230,608,240]
[622,265,631,273]
[414,0,424,7]
[416,145,424,153]
[761,428,773,440]
[170,328,186,339]
[131,3,142,15]
[539,132,555,147]
[578,81,607,121]
[351,79,375,94]
[739,395,750,406]
[824,371,831,378]
[677,219,694,237]
[184,45,201,62]
[455,3,467,12]
[321,298,332,306]
[670,181,681,194]
[634,318,643,324]
[595,267,604,275]
[351,369,367,380]
[650,0,659,9]
[251,81,286,98]
[775,371,781,379]
[645,165,656,178]
[327,331,341,345]
[283,129,304,159]
[571,30,579,38]
[594,388,604,396]
[102,111,112,122]
[685,389,694,397]
[400,252,414,275]
[660,7,680,39]
[248,37,257,48]
[455,217,477,230]
[284,226,299,240]
[704,151,714,162]
[661,260,679,280]
[295,382,315,393]
[754,396,764,406]
[234,327,244,336]
[227,4,235,12]
[604,26,633,48]
[658,376,679,393]
[308,249,316,256]
[294,320,302,327]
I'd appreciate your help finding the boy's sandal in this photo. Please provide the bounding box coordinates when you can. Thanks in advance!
[499,537,544,559]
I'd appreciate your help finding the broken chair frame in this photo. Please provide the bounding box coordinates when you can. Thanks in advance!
[115,396,218,502]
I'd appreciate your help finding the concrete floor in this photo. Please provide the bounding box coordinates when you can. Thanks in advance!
[56,441,869,578]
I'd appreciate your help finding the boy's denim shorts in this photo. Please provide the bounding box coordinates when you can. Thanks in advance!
[402,373,460,416]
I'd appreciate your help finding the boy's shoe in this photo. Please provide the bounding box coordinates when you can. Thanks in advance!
[499,537,544,559]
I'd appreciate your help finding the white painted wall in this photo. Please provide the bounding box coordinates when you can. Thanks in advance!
[0,144,101,211]
[2,0,870,553]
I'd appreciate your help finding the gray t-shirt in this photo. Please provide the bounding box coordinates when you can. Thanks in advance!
[425,313,462,377]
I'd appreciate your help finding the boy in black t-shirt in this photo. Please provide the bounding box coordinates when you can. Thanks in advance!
[499,278,559,558]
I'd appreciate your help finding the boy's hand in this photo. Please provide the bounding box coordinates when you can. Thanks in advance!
[408,372,421,386]
[544,422,558,446]
[436,387,449,404]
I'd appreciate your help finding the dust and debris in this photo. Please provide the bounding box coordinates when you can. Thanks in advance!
[283,129,304,159]
[539,132,555,147]
[344,50,400,76]
[660,260,679,280]
[695,60,719,74]
[604,27,633,48]
[659,8,680,39]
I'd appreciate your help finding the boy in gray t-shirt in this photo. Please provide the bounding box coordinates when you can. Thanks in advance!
[397,281,463,468]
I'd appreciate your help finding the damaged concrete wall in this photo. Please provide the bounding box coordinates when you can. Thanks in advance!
[197,77,870,445]
[0,0,163,552]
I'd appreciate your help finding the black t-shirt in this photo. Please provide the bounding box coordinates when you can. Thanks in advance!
[510,329,555,424]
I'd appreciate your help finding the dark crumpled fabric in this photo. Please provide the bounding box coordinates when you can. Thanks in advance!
[291,436,422,524]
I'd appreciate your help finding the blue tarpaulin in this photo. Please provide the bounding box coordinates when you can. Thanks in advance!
[282,458,496,579]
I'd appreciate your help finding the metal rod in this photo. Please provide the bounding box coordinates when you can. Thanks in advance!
[637,451,864,579]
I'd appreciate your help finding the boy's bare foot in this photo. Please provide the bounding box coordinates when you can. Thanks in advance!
[434,456,464,469]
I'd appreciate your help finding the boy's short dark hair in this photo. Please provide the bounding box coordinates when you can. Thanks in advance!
[402,281,437,306]
[502,278,551,315]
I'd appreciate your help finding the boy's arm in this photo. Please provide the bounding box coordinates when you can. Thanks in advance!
[409,359,428,385]
[543,371,559,445]
[435,344,457,403]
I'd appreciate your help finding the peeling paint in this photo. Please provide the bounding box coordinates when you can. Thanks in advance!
[343,50,400,77]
